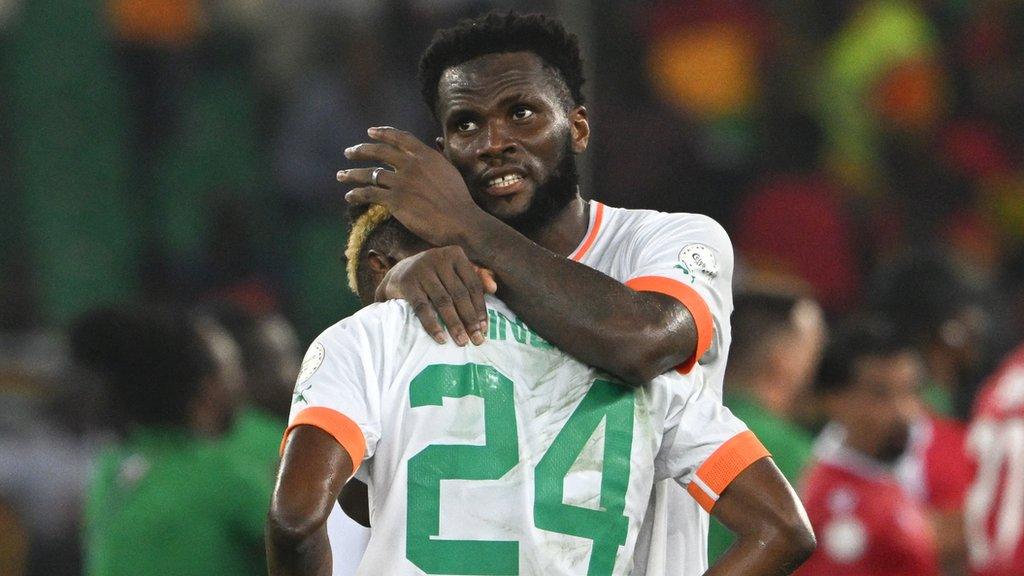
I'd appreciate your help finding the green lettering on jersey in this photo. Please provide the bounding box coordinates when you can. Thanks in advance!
[406,363,519,574]
[406,366,636,574]
[535,379,634,575]
[485,309,553,350]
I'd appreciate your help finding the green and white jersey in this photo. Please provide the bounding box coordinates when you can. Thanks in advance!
[286,297,765,575]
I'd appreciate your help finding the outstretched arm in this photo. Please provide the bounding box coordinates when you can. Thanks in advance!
[706,458,816,576]
[267,426,352,576]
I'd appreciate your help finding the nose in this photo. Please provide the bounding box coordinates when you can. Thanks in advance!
[478,120,517,160]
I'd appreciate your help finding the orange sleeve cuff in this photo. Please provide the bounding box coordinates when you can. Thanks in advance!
[686,430,771,512]
[280,407,367,475]
[625,275,714,374]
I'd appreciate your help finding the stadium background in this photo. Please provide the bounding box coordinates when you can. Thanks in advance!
[1,0,1023,574]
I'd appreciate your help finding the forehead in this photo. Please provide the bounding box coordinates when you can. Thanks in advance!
[437,51,563,111]
[853,353,921,390]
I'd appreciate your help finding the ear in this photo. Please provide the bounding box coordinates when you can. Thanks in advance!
[435,136,446,153]
[570,105,590,154]
[366,249,397,275]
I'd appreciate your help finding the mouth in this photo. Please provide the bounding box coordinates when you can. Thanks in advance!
[482,170,528,197]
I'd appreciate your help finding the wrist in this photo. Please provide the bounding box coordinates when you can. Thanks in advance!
[456,209,506,264]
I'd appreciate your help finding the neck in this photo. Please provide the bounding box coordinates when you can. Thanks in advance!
[523,194,589,256]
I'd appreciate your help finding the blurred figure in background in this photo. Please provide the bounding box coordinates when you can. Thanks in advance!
[871,252,989,419]
[965,341,1024,576]
[199,301,300,486]
[0,497,28,576]
[197,300,371,576]
[798,318,939,576]
[894,407,973,576]
[871,254,984,575]
[708,290,825,561]
[0,345,102,576]
[71,306,267,576]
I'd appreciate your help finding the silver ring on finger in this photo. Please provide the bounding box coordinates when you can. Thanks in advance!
[371,167,384,188]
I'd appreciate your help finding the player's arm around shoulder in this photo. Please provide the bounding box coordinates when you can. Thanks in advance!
[706,457,816,575]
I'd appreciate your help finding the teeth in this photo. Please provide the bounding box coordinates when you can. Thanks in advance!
[488,174,523,188]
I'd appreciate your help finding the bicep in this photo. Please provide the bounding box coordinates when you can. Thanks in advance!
[710,457,808,538]
[625,215,734,371]
[271,425,354,531]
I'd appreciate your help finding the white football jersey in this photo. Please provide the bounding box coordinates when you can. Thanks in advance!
[566,201,735,575]
[286,297,761,575]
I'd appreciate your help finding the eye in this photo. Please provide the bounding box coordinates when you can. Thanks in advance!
[512,106,534,121]
[456,120,478,132]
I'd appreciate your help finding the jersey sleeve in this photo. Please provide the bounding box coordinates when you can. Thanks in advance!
[281,311,388,476]
[654,378,770,512]
[623,213,733,373]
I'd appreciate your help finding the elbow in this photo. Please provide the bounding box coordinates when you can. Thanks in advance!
[606,353,661,387]
[609,341,685,386]
[266,497,328,548]
[773,512,817,565]
[617,364,663,387]
[787,522,818,564]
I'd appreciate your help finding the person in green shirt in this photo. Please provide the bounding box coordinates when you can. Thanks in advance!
[200,302,302,491]
[708,291,826,562]
[71,306,268,576]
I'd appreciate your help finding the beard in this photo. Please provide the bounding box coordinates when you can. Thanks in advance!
[460,136,580,237]
[875,422,911,464]
[501,140,579,236]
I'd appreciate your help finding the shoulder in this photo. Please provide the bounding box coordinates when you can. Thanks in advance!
[612,206,734,265]
[314,300,412,350]
[616,206,730,243]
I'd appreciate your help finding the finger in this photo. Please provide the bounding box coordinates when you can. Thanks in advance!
[405,285,448,345]
[419,276,469,347]
[476,268,498,295]
[368,126,427,154]
[344,186,390,206]
[344,142,406,168]
[337,167,396,189]
[454,258,489,334]
[440,265,485,345]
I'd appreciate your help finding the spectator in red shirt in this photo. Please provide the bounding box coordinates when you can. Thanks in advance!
[798,318,940,576]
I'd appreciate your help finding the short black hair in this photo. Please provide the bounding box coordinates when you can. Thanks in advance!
[418,11,586,118]
[814,317,913,395]
[727,291,803,380]
[69,306,215,432]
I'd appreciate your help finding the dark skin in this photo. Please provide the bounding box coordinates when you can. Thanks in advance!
[268,428,815,576]
[338,52,697,385]
[266,244,816,576]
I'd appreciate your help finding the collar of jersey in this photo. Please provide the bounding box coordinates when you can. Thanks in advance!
[568,200,606,262]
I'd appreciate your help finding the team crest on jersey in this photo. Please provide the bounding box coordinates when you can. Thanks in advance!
[296,341,325,387]
[678,243,719,279]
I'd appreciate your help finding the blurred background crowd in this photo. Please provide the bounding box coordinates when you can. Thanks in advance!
[1,0,1023,575]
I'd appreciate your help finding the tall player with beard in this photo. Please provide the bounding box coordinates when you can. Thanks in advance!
[337,14,737,572]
